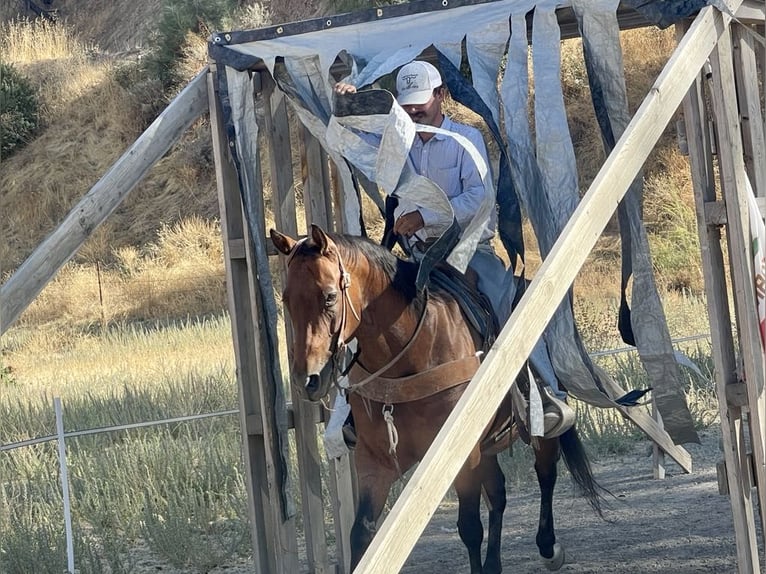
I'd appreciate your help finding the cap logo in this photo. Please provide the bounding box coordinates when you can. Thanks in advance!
[401,73,421,90]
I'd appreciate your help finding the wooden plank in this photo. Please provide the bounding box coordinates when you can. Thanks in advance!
[652,404,666,479]
[301,125,333,231]
[732,24,766,199]
[679,22,759,568]
[708,25,766,557]
[353,4,743,572]
[600,377,692,471]
[731,27,766,549]
[209,67,291,574]
[261,73,332,574]
[0,70,208,336]
[705,200,729,224]
[328,454,356,574]
[735,0,766,22]
[297,112,357,573]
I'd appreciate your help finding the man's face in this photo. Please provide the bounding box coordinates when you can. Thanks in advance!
[402,88,444,127]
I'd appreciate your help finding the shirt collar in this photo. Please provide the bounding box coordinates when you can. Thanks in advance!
[415,115,451,143]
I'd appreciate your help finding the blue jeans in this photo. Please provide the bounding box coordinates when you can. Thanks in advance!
[468,244,566,399]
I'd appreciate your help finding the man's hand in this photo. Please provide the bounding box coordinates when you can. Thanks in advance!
[393,211,424,238]
[333,82,357,95]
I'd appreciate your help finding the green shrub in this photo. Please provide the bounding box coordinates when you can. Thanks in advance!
[144,0,233,89]
[0,60,39,159]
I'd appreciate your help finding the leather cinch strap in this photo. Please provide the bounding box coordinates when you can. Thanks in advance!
[349,355,481,404]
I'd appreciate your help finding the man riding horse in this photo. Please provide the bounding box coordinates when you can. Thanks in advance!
[334,60,574,440]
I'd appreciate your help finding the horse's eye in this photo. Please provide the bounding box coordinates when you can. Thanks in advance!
[325,291,338,308]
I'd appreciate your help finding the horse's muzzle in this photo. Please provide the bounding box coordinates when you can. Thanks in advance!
[304,373,323,401]
[292,361,334,402]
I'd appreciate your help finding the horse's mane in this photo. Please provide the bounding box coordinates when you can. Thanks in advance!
[334,233,423,302]
[295,232,423,304]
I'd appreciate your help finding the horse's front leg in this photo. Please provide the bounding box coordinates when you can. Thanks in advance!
[454,448,485,574]
[480,454,506,574]
[534,437,565,571]
[349,448,397,571]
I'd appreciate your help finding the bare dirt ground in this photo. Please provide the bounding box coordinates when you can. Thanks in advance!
[401,428,755,574]
[135,428,758,573]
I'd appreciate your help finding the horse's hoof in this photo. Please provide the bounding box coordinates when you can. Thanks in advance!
[541,543,565,571]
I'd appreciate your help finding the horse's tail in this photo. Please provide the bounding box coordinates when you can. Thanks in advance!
[559,426,609,519]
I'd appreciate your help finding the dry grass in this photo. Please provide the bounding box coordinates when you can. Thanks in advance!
[17,216,226,328]
[0,17,219,269]
[0,17,89,63]
[0,10,701,326]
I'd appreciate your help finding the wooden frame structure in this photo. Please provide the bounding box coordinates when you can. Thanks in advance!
[1,1,764,573]
[204,2,765,570]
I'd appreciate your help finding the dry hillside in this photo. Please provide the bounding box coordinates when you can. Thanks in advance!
[0,1,700,293]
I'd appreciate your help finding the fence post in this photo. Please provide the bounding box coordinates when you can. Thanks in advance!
[54,397,75,574]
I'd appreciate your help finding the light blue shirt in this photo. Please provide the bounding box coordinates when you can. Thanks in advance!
[408,116,496,243]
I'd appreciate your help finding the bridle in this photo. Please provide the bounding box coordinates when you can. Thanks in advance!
[286,239,360,383]
[285,238,428,393]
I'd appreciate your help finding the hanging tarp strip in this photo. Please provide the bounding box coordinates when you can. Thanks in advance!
[571,0,699,444]
[221,68,297,517]
[621,0,707,28]
[500,5,617,407]
[209,0,700,443]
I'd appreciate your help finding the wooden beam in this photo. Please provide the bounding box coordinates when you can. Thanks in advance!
[681,14,759,572]
[263,73,333,574]
[708,23,766,559]
[735,0,766,22]
[0,70,208,335]
[732,24,766,199]
[301,126,333,231]
[354,4,742,572]
[209,67,278,574]
[601,377,692,471]
[296,100,356,574]
[209,67,300,573]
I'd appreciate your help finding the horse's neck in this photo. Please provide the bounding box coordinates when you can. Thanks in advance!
[352,280,424,374]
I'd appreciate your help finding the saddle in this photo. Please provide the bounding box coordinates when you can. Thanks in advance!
[427,263,499,355]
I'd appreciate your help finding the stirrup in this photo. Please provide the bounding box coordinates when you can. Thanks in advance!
[541,386,575,439]
[342,422,357,450]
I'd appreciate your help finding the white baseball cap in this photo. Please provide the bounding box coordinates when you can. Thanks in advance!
[395,61,442,106]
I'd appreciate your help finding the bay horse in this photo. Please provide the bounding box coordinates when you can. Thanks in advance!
[271,224,604,573]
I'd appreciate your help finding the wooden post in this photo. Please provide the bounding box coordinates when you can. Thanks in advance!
[262,73,333,574]
[731,24,766,198]
[681,47,759,570]
[298,110,356,574]
[708,24,766,553]
[208,66,299,573]
[301,125,334,230]
[0,70,208,336]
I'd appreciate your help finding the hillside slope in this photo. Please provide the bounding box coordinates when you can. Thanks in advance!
[1,3,699,294]
[0,2,251,270]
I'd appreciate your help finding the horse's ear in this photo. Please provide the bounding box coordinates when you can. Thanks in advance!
[310,224,331,256]
[270,229,296,255]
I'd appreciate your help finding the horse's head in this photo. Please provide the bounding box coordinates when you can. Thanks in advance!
[271,224,360,402]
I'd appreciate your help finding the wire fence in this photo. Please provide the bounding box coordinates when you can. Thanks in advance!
[0,331,712,572]
[1,332,712,454]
